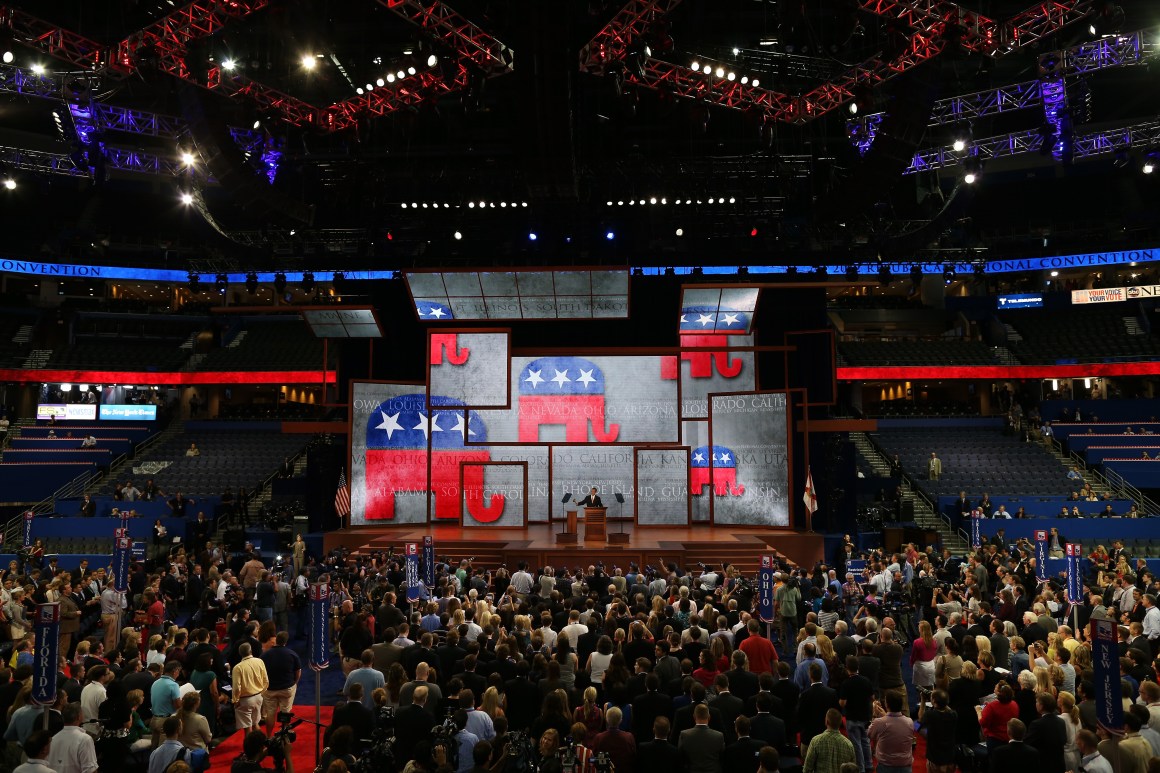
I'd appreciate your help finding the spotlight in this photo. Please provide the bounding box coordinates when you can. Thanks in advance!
[31,63,45,75]
[1145,159,1156,175]
[605,231,615,240]
[454,231,463,240]
[366,83,374,91]
[1,52,11,64]
[963,156,983,184]
[849,83,875,116]
[222,58,236,71]
[376,78,385,87]
[528,232,538,241]
[952,139,967,152]
[302,271,315,293]
[215,273,228,293]
[273,272,287,295]
[715,67,725,77]
[740,76,748,84]
[675,228,684,237]
[252,119,261,130]
[964,172,978,184]
[301,54,317,70]
[690,61,700,72]
[245,272,258,294]
[180,151,195,166]
[1,179,14,191]
[950,122,972,152]
[726,72,736,81]
[407,66,416,75]
[749,227,758,237]
[396,70,405,79]
[179,192,194,205]
[356,87,364,95]
[427,54,438,67]
[752,79,760,87]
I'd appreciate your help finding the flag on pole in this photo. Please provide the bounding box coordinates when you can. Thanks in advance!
[335,469,351,517]
[803,467,818,515]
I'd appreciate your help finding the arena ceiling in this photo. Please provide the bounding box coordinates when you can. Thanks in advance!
[0,0,1158,272]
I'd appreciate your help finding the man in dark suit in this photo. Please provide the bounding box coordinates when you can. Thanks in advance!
[504,661,541,732]
[1024,693,1068,773]
[328,683,374,747]
[748,693,786,749]
[638,717,682,773]
[744,673,784,718]
[726,650,759,703]
[770,660,800,729]
[710,675,745,743]
[989,717,1039,772]
[632,674,673,743]
[435,631,465,679]
[673,684,725,738]
[393,684,436,763]
[624,658,651,702]
[678,704,725,773]
[1020,613,1047,648]
[404,632,440,681]
[456,654,488,702]
[722,715,767,773]
[577,487,604,508]
[795,662,839,753]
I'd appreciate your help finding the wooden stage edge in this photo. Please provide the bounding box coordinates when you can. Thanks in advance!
[323,525,824,572]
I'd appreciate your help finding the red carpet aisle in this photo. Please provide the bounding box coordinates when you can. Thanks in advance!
[207,706,333,772]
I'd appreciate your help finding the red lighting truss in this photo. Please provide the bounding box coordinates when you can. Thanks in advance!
[855,0,998,53]
[0,6,105,70]
[111,0,269,76]
[378,0,514,76]
[1000,0,1098,51]
[579,0,684,74]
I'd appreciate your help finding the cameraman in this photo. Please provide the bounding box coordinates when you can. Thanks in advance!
[231,729,294,773]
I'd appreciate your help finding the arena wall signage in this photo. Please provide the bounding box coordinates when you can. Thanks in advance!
[1071,284,1160,305]
[995,293,1043,309]
[36,404,97,421]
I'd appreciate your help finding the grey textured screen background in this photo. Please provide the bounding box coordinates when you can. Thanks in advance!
[428,332,510,407]
[679,334,756,418]
[635,449,691,525]
[488,447,551,522]
[351,382,427,525]
[682,420,711,522]
[709,393,790,526]
[552,447,636,520]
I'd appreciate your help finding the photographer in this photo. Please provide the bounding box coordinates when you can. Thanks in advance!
[231,729,294,773]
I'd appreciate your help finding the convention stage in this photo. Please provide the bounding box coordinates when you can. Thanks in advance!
[323,524,823,575]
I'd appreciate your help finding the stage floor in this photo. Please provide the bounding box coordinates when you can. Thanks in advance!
[323,524,823,573]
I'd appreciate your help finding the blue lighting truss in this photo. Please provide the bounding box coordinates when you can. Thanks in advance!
[848,30,1158,155]
[906,118,1160,174]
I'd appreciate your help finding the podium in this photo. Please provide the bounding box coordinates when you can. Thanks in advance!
[584,507,606,541]
[556,509,578,544]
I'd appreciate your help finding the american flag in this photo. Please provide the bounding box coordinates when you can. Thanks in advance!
[335,469,351,517]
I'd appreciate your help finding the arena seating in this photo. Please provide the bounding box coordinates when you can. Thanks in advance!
[199,317,331,371]
[46,339,190,370]
[938,494,1133,518]
[872,426,1070,498]
[864,398,979,417]
[0,461,97,503]
[838,340,1001,366]
[91,422,308,495]
[1002,305,1160,364]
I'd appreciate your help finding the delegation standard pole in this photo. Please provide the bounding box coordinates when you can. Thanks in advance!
[315,669,322,765]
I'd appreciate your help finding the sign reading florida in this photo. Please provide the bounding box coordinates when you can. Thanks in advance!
[363,393,504,522]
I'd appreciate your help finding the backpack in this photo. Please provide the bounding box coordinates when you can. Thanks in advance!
[175,746,211,773]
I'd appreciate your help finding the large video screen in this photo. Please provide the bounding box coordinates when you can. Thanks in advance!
[708,392,790,526]
[428,331,510,408]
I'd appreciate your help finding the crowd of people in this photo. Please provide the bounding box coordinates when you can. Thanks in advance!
[3,525,1160,773]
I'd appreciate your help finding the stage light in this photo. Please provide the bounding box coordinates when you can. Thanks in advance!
[727,72,736,81]
[751,79,760,87]
[215,273,228,293]
[252,119,261,130]
[606,231,615,240]
[951,122,972,152]
[396,70,406,79]
[848,102,858,115]
[690,61,700,72]
[715,67,725,77]
[617,200,624,206]
[245,272,258,294]
[31,63,45,75]
[301,54,316,70]
[750,227,758,237]
[302,271,315,292]
[732,47,740,56]
[521,202,528,207]
[180,151,195,166]
[740,76,748,84]
[660,198,666,204]
[1145,160,1155,174]
[1050,270,1060,277]
[365,83,374,91]
[1,52,11,64]
[401,203,408,209]
[356,87,364,95]
[729,197,736,204]
[1,179,14,191]
[964,172,978,184]
[469,202,476,208]
[649,197,657,204]
[963,156,983,184]
[407,66,416,75]
[222,58,236,71]
[179,192,193,205]
[427,54,438,67]
[422,203,429,208]
[500,202,507,207]
[376,78,385,87]
[953,139,966,152]
[528,232,537,241]
[675,228,684,236]
[454,231,463,240]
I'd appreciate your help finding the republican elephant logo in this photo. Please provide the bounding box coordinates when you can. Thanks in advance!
[690,445,745,496]
[429,333,470,365]
[661,308,749,380]
[364,393,505,522]
[517,357,620,442]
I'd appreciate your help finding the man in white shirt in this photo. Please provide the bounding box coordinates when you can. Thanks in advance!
[13,728,54,773]
[1142,594,1160,648]
[49,703,98,773]
[561,610,588,648]
[509,562,534,597]
[79,667,112,736]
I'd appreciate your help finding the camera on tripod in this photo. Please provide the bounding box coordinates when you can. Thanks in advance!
[594,751,613,773]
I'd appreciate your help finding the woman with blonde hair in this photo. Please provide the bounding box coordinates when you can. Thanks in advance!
[1059,691,1081,771]
[481,685,505,721]
[576,686,602,734]
[1033,665,1054,696]
[974,635,991,654]
[1071,643,1092,677]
